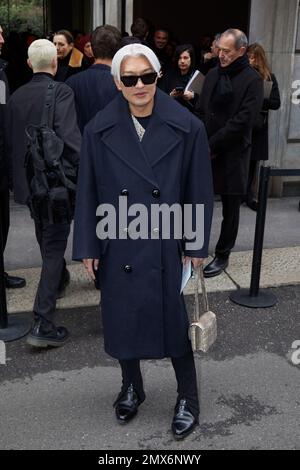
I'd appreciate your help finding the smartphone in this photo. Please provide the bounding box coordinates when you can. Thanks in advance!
[175,86,184,93]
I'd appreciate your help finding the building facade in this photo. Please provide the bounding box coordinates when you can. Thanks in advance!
[91,0,300,196]
[2,0,299,194]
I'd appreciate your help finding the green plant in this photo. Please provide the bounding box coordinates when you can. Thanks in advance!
[0,0,44,36]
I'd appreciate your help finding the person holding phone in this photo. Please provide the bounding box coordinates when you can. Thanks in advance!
[159,44,198,112]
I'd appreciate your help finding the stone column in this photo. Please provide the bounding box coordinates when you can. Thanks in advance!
[249,0,299,195]
[93,0,104,28]
[125,0,134,35]
[105,0,122,29]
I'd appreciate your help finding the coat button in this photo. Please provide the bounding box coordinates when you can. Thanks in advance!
[152,189,160,199]
[121,189,129,197]
[124,265,132,274]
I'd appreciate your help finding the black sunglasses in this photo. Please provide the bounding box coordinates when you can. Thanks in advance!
[120,72,158,87]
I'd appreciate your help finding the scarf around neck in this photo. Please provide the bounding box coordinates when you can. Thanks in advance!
[213,54,250,105]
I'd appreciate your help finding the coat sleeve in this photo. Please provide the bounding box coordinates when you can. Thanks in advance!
[53,84,81,167]
[183,121,214,259]
[209,76,264,153]
[72,126,101,261]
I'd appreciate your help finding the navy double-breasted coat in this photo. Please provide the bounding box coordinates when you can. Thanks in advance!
[73,88,213,360]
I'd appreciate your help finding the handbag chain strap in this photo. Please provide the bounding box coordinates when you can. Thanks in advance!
[194,265,210,322]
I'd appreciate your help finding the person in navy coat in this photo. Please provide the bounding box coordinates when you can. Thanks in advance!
[66,25,122,133]
[73,44,214,440]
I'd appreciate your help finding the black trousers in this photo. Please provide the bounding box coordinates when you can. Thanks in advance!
[33,218,70,324]
[119,352,199,419]
[0,188,10,253]
[246,160,259,202]
[215,194,242,258]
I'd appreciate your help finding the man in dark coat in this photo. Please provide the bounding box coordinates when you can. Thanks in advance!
[66,25,122,133]
[0,24,26,290]
[6,39,81,348]
[196,29,263,278]
[73,44,214,440]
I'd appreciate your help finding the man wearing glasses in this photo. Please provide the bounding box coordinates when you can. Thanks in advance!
[73,44,213,440]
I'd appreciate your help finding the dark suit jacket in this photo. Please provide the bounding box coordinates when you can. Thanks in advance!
[66,63,119,133]
[73,89,214,360]
[6,73,81,204]
[0,59,9,191]
[196,64,263,194]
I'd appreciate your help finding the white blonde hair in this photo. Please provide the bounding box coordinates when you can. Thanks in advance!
[28,39,57,71]
[111,44,161,81]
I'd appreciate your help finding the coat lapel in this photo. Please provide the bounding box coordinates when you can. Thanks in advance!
[141,116,181,168]
[141,89,191,167]
[101,117,159,187]
[94,89,191,186]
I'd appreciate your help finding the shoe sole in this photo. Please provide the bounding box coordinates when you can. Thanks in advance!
[172,423,198,440]
[203,264,229,278]
[5,282,26,289]
[26,335,69,348]
[117,413,137,426]
[116,408,139,425]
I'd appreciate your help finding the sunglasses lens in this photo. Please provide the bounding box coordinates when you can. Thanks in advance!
[121,76,138,87]
[120,72,157,87]
[140,72,158,84]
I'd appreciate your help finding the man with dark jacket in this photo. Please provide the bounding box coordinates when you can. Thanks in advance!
[0,24,26,290]
[66,25,121,133]
[6,39,81,347]
[196,29,263,278]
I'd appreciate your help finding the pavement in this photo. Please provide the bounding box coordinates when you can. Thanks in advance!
[1,287,299,450]
[0,197,300,450]
[3,197,300,313]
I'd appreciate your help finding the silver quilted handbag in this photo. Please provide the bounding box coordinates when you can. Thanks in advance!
[189,266,217,353]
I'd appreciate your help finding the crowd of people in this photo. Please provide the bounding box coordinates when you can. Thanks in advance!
[0,19,281,440]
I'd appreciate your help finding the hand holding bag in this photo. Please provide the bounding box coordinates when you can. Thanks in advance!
[189,266,217,353]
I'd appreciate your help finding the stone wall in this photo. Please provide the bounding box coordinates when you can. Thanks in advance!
[250,0,299,195]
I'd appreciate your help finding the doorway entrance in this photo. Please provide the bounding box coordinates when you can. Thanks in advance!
[133,0,251,45]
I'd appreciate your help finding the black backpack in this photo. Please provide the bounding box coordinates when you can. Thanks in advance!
[25,82,77,224]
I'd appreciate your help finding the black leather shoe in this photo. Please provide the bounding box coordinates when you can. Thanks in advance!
[26,318,69,348]
[172,399,198,440]
[4,273,26,289]
[246,199,258,212]
[114,384,144,424]
[203,256,229,278]
[57,268,71,299]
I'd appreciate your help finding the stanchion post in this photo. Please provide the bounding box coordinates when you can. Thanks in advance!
[0,216,8,329]
[249,165,271,297]
[230,166,277,308]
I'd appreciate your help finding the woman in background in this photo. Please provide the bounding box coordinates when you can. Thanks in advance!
[245,43,281,210]
[77,34,94,67]
[159,44,197,112]
[53,30,88,82]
